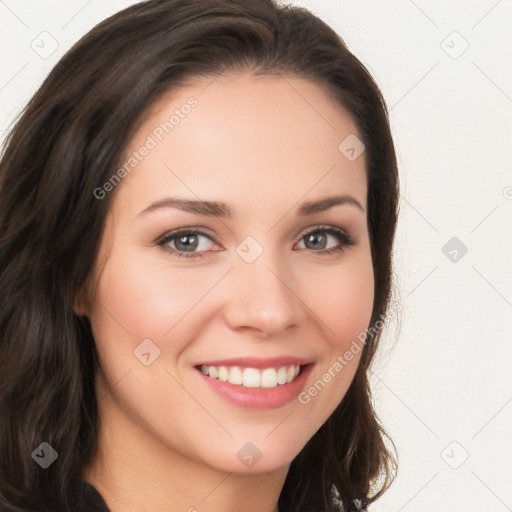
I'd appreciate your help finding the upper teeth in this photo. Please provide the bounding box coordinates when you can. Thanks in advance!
[200,364,301,388]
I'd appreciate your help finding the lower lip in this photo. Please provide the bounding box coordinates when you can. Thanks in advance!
[196,364,314,410]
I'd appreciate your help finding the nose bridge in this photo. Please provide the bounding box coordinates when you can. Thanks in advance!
[223,238,299,336]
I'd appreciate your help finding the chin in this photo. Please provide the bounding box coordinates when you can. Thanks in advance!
[197,434,307,475]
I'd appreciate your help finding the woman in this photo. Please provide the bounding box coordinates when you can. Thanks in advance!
[0,1,399,510]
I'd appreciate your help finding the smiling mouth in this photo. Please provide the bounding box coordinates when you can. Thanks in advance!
[195,364,304,389]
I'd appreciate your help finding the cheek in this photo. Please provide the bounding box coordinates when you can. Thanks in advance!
[295,250,374,423]
[332,269,374,346]
[90,248,216,344]
[85,248,214,401]
[308,250,375,350]
[86,251,224,450]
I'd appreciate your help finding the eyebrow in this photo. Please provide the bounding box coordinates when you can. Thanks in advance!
[138,194,365,218]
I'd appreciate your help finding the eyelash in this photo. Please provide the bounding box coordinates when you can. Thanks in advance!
[156,225,356,260]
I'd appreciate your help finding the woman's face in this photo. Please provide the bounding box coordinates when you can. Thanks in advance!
[81,73,374,474]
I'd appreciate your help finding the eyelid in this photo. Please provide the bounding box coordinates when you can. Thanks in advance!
[296,223,352,241]
[155,226,218,245]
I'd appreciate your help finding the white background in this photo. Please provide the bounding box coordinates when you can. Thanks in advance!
[1,1,511,511]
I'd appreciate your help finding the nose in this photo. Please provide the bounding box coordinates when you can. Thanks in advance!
[222,248,301,339]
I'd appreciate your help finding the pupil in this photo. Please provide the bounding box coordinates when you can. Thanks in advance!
[307,233,326,250]
[177,235,198,251]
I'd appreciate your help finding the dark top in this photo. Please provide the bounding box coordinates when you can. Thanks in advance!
[81,482,368,511]
[81,482,110,511]
[0,482,367,511]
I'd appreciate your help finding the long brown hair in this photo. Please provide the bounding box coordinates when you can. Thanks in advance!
[0,1,399,510]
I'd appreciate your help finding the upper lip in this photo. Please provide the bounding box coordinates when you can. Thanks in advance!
[194,356,313,369]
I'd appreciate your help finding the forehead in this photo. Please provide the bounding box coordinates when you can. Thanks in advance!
[113,73,367,218]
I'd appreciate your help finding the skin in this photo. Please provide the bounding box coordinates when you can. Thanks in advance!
[78,73,374,512]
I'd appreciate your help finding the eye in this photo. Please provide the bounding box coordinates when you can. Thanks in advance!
[156,225,356,259]
[295,226,355,255]
[156,228,219,259]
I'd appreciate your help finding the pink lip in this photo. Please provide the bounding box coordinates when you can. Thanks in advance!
[195,363,314,410]
[194,356,312,369]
